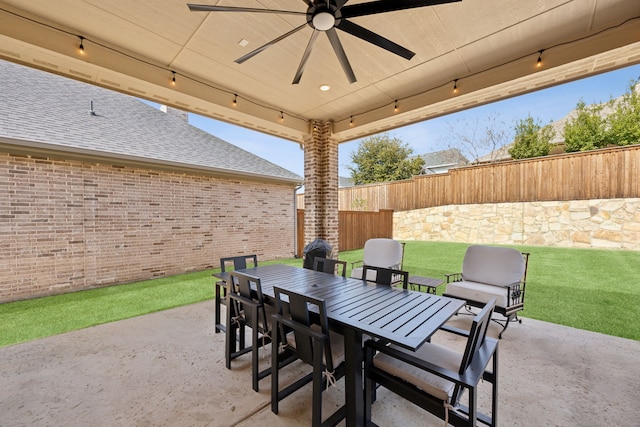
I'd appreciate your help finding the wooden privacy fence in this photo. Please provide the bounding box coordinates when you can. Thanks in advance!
[296,209,393,257]
[296,144,640,212]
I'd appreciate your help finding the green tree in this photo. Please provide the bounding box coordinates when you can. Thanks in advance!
[348,134,424,185]
[563,100,609,152]
[508,116,555,159]
[608,80,640,146]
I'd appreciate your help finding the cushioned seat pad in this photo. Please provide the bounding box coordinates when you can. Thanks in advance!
[445,280,509,308]
[373,342,462,402]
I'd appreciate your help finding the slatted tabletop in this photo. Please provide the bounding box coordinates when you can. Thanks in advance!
[238,264,463,352]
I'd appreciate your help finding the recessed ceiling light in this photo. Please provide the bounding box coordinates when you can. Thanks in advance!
[319,84,330,91]
[238,39,249,47]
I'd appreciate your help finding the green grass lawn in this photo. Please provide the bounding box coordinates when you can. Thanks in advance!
[1,242,638,347]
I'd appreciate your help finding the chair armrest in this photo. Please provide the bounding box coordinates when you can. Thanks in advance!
[504,280,526,306]
[444,273,462,283]
[351,260,364,269]
[271,314,328,342]
[227,293,262,310]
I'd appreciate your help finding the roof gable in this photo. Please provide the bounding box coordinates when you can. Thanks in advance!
[0,60,301,184]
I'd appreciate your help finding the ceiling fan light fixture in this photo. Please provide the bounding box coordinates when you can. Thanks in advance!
[312,12,335,31]
[188,0,460,84]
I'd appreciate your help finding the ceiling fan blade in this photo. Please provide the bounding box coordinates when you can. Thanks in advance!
[292,31,320,84]
[341,0,461,18]
[187,4,305,15]
[326,28,357,84]
[337,19,414,60]
[235,23,307,64]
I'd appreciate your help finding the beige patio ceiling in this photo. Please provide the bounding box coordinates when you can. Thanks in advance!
[1,0,639,145]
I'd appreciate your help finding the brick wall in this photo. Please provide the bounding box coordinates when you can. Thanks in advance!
[303,121,339,253]
[0,152,296,302]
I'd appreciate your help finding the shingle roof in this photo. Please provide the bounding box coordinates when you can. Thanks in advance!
[416,148,468,168]
[0,60,302,184]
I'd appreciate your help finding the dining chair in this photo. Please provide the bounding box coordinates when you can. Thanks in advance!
[214,254,258,333]
[271,286,346,427]
[364,299,499,427]
[312,257,347,277]
[225,270,273,392]
[361,265,409,289]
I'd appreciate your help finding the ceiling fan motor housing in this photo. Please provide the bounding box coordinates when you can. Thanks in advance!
[307,3,343,31]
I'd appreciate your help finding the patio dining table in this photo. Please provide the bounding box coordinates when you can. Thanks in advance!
[222,264,465,427]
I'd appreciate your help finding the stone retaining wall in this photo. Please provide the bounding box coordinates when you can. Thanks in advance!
[394,198,640,251]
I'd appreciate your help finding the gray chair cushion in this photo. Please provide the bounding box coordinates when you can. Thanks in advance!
[351,238,403,280]
[373,342,462,402]
[445,280,509,308]
[461,245,525,286]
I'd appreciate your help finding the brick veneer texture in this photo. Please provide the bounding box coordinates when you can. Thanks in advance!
[0,152,296,302]
[303,121,339,253]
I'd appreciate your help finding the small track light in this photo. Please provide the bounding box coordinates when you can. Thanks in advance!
[394,100,399,113]
[232,94,237,107]
[349,116,353,126]
[536,50,544,68]
[279,111,284,122]
[171,71,176,86]
[453,79,458,94]
[78,36,85,55]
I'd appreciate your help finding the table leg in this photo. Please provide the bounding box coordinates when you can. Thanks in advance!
[344,327,364,427]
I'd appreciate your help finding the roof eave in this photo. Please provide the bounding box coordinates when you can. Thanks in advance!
[0,138,303,186]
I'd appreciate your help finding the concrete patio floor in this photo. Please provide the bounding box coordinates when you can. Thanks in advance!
[1,300,639,427]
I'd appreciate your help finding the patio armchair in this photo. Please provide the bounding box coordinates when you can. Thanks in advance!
[214,254,258,334]
[364,299,499,427]
[443,245,530,338]
[225,270,273,392]
[313,257,347,277]
[351,238,405,284]
[271,286,346,427]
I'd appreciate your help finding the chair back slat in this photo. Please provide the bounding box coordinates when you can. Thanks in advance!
[459,297,495,374]
[220,254,258,272]
[313,257,347,277]
[229,271,266,330]
[450,298,496,405]
[362,265,409,289]
[274,287,334,372]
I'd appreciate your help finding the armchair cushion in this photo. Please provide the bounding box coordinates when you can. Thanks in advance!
[351,238,404,280]
[445,280,510,308]
[373,342,461,402]
[461,245,526,286]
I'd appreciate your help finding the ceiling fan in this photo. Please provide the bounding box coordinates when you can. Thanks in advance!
[188,0,461,84]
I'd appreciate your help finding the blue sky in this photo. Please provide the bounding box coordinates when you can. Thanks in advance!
[187,64,640,178]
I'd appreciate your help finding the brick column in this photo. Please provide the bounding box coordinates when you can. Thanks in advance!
[303,120,339,255]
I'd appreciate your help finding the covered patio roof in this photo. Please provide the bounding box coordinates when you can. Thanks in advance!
[1,0,639,146]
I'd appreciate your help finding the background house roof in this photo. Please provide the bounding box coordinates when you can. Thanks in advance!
[415,148,469,174]
[0,60,302,184]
